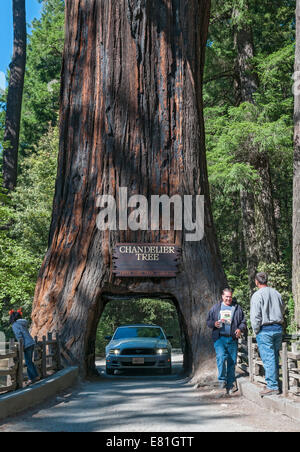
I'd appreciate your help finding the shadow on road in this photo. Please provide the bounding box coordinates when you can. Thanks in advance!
[0,351,266,433]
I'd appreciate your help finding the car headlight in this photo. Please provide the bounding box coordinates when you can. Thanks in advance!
[109,349,121,355]
[156,348,169,355]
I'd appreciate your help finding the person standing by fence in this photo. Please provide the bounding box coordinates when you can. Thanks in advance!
[250,272,285,397]
[9,310,39,386]
[207,288,247,395]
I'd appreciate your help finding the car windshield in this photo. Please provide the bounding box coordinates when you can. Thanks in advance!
[113,327,165,340]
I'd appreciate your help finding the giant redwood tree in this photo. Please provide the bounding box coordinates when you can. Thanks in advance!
[31,0,226,378]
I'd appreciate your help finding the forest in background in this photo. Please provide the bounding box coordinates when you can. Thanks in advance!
[0,0,297,354]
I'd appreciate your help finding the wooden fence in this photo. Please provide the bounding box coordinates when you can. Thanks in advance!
[0,333,62,394]
[237,335,300,397]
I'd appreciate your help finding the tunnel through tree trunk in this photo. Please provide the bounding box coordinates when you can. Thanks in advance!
[31,0,226,379]
[95,293,192,374]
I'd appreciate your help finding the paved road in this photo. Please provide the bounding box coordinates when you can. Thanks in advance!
[0,354,300,432]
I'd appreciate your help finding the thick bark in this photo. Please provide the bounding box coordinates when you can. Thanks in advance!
[3,0,26,191]
[31,0,226,378]
[293,0,300,328]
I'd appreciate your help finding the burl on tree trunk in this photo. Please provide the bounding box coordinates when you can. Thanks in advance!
[31,0,226,378]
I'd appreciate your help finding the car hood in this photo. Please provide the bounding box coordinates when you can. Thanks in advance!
[106,337,169,351]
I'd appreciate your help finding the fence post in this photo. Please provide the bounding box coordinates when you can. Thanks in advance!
[48,332,53,370]
[42,336,47,379]
[248,336,254,382]
[55,333,63,371]
[281,342,289,397]
[16,339,24,389]
[9,338,15,353]
[8,338,15,388]
[34,336,41,379]
[33,336,38,364]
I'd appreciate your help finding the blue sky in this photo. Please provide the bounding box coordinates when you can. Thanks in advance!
[0,0,42,91]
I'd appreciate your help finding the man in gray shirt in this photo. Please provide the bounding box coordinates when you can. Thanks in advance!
[250,272,285,397]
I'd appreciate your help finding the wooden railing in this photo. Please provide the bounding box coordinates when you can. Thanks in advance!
[0,333,62,394]
[237,335,300,397]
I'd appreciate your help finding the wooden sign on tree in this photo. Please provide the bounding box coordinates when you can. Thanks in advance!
[112,243,181,277]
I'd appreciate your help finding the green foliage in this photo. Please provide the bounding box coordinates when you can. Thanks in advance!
[11,126,59,256]
[20,0,64,153]
[0,127,59,336]
[286,297,298,335]
[0,0,63,338]
[0,182,38,336]
[204,0,295,332]
[254,44,294,121]
[96,299,182,356]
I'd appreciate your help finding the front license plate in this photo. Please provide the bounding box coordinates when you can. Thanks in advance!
[132,357,144,364]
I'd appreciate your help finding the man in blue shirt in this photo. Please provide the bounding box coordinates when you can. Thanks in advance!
[207,288,247,395]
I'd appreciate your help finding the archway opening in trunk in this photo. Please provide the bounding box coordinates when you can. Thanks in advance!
[93,293,192,376]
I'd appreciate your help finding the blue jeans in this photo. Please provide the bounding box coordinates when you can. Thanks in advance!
[256,331,282,390]
[214,336,238,389]
[24,345,39,381]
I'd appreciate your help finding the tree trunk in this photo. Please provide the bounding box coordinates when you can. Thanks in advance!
[233,8,258,105]
[2,0,26,191]
[254,154,279,264]
[234,3,278,290]
[234,5,259,291]
[31,0,226,379]
[240,188,258,292]
[293,0,300,328]
[234,11,259,290]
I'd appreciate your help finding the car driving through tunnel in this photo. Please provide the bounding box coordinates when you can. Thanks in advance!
[105,324,173,375]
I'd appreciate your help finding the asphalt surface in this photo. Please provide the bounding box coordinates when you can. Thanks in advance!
[0,353,300,432]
